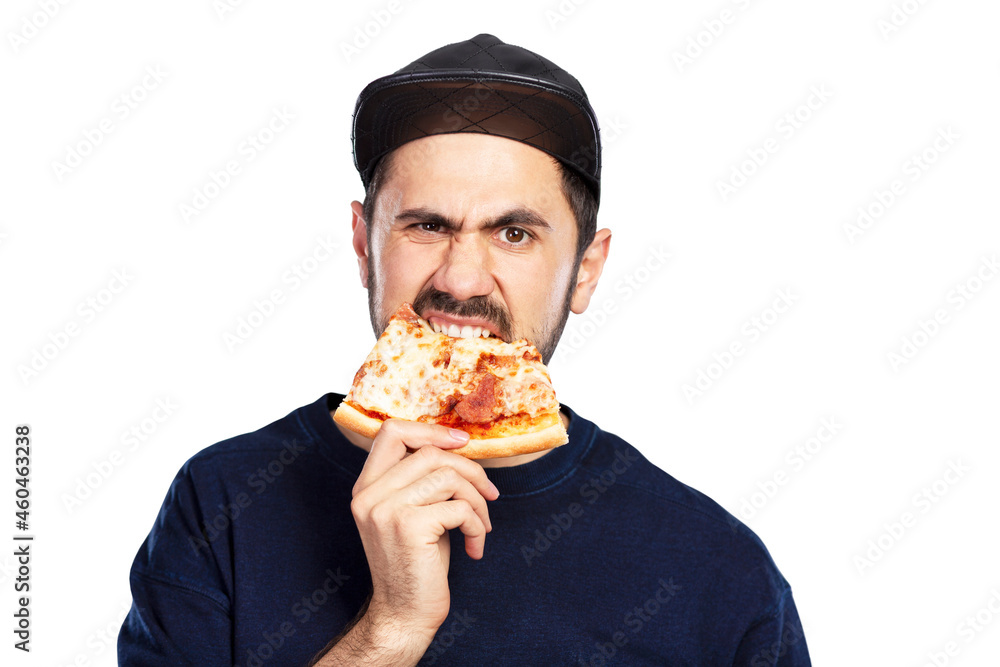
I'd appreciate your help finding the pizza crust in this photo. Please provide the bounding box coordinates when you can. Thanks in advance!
[332,400,384,440]
[450,421,569,459]
[333,400,568,460]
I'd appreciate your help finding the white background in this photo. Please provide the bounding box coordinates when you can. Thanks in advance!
[3,0,999,664]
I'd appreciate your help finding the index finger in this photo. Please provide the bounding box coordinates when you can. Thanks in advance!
[353,419,470,493]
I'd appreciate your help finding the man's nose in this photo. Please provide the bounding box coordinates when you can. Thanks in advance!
[431,235,494,301]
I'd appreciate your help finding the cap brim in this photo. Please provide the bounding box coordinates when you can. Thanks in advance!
[352,70,601,201]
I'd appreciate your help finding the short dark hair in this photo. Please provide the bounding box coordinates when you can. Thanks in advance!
[361,150,598,268]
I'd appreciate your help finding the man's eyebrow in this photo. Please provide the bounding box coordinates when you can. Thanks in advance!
[395,206,554,232]
[395,208,457,229]
[485,207,554,233]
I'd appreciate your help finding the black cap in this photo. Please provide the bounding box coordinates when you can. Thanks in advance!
[352,33,601,203]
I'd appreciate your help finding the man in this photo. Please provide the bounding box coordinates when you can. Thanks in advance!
[119,35,811,666]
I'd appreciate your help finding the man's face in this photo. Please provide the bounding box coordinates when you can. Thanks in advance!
[352,133,584,364]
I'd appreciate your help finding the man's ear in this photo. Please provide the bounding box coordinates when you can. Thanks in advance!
[570,228,612,314]
[351,200,369,288]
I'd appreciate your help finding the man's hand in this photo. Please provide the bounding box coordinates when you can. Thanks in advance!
[314,419,499,666]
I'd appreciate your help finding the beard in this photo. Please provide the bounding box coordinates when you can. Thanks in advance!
[367,268,576,366]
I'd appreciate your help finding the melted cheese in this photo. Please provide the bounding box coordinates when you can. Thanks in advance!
[346,306,558,421]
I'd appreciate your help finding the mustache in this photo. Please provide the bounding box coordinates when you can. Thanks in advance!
[412,288,513,341]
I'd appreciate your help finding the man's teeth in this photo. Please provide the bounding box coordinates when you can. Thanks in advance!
[430,321,492,338]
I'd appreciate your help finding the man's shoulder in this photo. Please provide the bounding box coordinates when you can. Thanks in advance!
[178,394,328,481]
[580,422,789,583]
[580,425,736,526]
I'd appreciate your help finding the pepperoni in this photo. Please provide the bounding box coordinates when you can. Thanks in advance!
[454,374,499,423]
[396,303,423,325]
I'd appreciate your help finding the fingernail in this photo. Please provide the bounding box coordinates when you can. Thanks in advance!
[489,481,500,497]
[449,428,470,442]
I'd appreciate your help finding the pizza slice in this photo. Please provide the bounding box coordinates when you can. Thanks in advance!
[333,302,568,459]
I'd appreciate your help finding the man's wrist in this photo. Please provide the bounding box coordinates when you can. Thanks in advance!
[310,607,435,667]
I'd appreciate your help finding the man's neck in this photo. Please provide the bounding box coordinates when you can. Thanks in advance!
[331,410,570,468]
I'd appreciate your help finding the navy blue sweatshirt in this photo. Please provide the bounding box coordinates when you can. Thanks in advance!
[119,393,811,666]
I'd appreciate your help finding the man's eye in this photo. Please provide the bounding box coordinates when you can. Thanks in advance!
[500,227,529,244]
[419,222,441,233]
